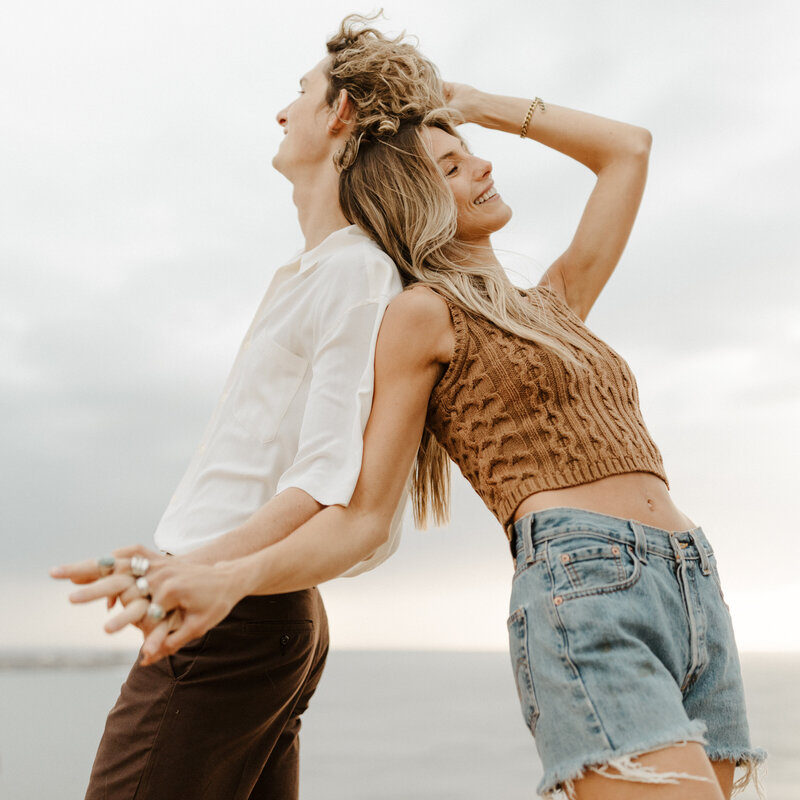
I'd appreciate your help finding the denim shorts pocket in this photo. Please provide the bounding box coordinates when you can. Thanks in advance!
[507,607,540,735]
[548,534,641,601]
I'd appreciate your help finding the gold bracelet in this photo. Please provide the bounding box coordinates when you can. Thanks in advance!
[520,97,546,139]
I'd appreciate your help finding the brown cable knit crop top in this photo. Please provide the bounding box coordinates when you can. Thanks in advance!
[426,285,668,531]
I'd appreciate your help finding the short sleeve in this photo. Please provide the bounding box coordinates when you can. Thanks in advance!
[275,298,389,505]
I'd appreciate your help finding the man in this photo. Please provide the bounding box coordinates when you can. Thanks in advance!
[55,17,444,799]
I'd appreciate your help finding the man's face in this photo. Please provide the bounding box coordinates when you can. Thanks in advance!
[272,58,334,181]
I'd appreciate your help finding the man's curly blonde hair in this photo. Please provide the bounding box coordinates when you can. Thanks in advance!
[325,14,446,171]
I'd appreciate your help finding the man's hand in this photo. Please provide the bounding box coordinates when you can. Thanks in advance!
[50,545,170,634]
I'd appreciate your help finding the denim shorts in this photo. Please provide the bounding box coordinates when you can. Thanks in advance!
[507,507,765,797]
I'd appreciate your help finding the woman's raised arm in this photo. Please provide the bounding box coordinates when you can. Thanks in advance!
[445,83,651,319]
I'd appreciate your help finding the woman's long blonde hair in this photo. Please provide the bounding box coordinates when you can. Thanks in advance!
[339,111,595,529]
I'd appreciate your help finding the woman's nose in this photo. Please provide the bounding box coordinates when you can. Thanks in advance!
[275,108,288,127]
[473,156,492,178]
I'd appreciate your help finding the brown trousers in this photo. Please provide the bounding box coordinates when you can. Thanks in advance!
[85,589,329,800]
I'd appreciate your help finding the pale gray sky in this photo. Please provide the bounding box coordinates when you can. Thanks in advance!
[2,0,798,651]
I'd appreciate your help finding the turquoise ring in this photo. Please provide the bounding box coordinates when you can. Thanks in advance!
[96,556,115,576]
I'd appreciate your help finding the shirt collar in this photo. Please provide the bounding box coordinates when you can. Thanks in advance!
[297,225,366,274]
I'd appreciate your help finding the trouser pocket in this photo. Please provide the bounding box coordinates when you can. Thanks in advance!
[167,630,213,681]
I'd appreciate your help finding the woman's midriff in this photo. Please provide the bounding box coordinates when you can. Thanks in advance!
[512,472,696,532]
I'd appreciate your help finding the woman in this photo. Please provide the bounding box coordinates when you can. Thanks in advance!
[56,83,764,798]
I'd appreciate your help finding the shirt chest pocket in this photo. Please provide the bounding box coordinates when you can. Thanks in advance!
[231,335,308,444]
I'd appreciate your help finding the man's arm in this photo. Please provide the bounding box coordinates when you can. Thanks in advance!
[183,289,399,566]
[185,299,394,562]
[60,289,448,660]
[53,266,401,602]
[134,289,447,661]
[179,488,323,565]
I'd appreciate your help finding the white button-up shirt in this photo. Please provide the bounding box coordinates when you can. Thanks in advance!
[154,225,407,576]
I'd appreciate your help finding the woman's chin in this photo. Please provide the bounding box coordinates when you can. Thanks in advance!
[486,206,514,234]
[459,206,512,240]
[486,201,513,232]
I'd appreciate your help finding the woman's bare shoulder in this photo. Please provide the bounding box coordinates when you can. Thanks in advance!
[381,285,454,365]
[390,284,450,318]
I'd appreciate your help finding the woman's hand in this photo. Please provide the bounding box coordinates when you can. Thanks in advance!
[442,81,482,125]
[134,557,240,665]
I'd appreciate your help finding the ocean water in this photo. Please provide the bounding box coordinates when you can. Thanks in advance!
[0,651,794,799]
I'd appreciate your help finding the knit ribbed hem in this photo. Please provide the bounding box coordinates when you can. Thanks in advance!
[499,458,669,533]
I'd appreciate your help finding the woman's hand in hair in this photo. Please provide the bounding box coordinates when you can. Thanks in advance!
[442,81,482,124]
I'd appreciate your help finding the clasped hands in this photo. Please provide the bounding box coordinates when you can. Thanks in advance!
[50,546,237,666]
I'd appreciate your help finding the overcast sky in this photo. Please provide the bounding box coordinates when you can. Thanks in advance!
[2,0,798,652]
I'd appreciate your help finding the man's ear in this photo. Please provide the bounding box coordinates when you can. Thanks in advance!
[328,89,354,135]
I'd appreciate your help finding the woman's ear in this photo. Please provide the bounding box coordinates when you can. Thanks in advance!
[329,89,354,134]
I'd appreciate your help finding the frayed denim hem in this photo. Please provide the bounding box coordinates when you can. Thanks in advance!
[538,721,708,799]
[705,746,768,798]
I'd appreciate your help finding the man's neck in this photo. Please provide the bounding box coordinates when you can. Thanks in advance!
[292,167,351,252]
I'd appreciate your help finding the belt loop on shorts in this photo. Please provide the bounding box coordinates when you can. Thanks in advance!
[521,514,534,565]
[690,530,712,576]
[630,521,648,565]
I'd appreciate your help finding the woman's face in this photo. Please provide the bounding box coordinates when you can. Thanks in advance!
[425,127,512,243]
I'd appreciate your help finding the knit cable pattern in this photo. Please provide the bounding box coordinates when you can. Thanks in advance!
[426,285,667,529]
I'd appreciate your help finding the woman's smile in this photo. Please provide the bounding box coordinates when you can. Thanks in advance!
[473,186,499,205]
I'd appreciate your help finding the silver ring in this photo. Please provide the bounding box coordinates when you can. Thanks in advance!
[146,602,165,622]
[135,576,151,597]
[96,556,115,576]
[131,556,150,577]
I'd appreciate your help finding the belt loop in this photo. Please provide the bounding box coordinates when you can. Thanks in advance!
[691,530,712,576]
[507,521,517,561]
[522,514,535,565]
[631,521,648,565]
